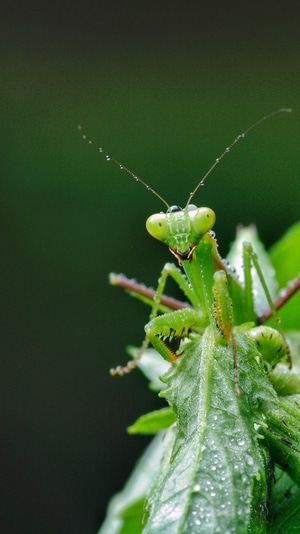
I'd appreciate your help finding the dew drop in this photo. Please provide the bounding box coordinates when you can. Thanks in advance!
[245,454,254,466]
[105,154,111,161]
[237,439,245,447]
[225,147,230,152]
[99,147,103,153]
[216,158,220,163]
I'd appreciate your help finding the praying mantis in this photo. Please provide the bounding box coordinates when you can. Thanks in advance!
[80,108,294,393]
[80,109,300,533]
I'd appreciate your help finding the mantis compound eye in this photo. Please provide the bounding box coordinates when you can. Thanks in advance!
[190,207,216,237]
[146,213,169,243]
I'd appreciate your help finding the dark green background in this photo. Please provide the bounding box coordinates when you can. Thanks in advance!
[1,2,300,532]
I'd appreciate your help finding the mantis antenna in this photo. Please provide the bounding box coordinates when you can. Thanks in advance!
[78,108,292,209]
[185,108,292,208]
[78,125,170,209]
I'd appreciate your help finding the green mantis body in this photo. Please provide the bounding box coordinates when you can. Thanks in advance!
[107,111,293,394]
[143,205,290,394]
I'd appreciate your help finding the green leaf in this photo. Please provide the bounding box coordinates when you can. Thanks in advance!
[143,326,278,533]
[261,394,300,486]
[99,432,173,534]
[126,346,170,391]
[226,225,278,315]
[127,407,175,435]
[269,221,300,330]
[267,468,300,533]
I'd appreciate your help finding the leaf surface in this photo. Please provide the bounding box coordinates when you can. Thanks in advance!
[143,327,277,533]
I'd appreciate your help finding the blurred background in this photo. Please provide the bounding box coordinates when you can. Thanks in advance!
[1,1,300,532]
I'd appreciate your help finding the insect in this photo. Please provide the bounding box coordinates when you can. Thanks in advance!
[79,108,295,394]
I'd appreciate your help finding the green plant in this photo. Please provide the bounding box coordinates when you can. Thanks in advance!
[79,110,300,532]
[100,222,300,533]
